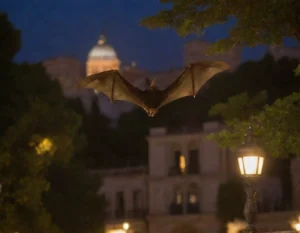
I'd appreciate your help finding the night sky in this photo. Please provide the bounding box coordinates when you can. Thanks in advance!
[1,0,298,71]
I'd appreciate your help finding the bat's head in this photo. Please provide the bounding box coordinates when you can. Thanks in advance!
[150,79,156,90]
[147,108,157,117]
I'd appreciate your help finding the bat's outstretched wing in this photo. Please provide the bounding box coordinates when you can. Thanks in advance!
[78,70,147,110]
[159,61,230,108]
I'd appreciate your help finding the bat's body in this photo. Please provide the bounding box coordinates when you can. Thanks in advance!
[78,60,230,116]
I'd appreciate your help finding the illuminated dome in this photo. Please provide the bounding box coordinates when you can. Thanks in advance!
[88,35,117,59]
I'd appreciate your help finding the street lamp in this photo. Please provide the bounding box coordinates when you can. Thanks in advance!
[236,126,265,233]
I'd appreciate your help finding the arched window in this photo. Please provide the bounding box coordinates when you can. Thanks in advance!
[169,144,185,175]
[188,142,199,174]
[187,183,200,213]
[174,186,183,205]
[170,185,184,215]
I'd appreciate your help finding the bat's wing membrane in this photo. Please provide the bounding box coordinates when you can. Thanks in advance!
[159,61,230,108]
[78,70,147,109]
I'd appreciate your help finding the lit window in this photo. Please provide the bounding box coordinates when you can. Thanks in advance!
[187,183,198,204]
[176,191,183,204]
[189,194,197,204]
[179,155,186,173]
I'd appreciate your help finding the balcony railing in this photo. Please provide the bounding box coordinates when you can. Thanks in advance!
[187,203,200,214]
[187,166,199,174]
[169,203,183,215]
[105,209,147,220]
[127,209,147,218]
[168,166,200,176]
[114,209,125,219]
[168,167,183,176]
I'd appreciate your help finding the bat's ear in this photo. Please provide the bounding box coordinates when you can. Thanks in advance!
[150,79,156,88]
[145,78,151,87]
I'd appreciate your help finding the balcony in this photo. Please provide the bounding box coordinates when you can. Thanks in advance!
[127,209,147,218]
[187,167,199,174]
[168,166,183,176]
[187,203,200,214]
[106,209,147,220]
[115,209,126,219]
[169,203,183,215]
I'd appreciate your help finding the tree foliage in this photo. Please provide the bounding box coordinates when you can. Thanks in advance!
[0,13,21,63]
[44,160,106,233]
[0,12,105,233]
[216,178,245,230]
[208,91,300,158]
[0,64,82,233]
[141,0,300,53]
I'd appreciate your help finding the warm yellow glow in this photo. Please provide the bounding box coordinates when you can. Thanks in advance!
[238,155,264,176]
[176,192,182,204]
[108,230,126,233]
[35,138,53,155]
[296,223,300,232]
[189,194,197,204]
[238,158,245,175]
[179,155,186,173]
[227,220,247,233]
[290,216,300,232]
[122,222,130,231]
[257,157,264,174]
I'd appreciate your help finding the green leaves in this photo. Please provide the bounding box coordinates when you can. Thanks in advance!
[141,0,300,54]
[208,92,300,158]
[216,178,245,223]
[0,15,84,231]
[295,64,300,76]
[209,91,268,121]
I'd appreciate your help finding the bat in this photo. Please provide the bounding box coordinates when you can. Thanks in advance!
[78,60,230,117]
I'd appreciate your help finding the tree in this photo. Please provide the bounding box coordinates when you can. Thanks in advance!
[116,107,149,166]
[0,13,83,232]
[78,96,115,168]
[216,179,245,233]
[208,92,300,158]
[44,160,106,233]
[141,0,300,51]
[141,0,300,73]
[0,13,21,63]
[207,91,300,208]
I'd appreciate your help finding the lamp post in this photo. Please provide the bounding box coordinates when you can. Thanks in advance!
[236,126,265,233]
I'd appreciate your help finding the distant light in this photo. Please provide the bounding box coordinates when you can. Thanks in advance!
[108,230,126,233]
[35,138,53,155]
[296,223,300,232]
[238,155,264,176]
[179,155,186,173]
[131,61,136,67]
[123,222,130,231]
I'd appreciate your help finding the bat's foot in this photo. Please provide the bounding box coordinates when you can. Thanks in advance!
[147,108,157,117]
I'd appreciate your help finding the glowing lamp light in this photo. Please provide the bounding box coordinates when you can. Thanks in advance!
[295,223,300,232]
[237,144,265,177]
[122,222,130,231]
[290,216,300,232]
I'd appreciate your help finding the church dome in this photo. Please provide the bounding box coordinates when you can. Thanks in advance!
[88,35,117,59]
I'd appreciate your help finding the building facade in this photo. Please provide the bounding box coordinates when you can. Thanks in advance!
[183,40,242,70]
[94,122,292,233]
[86,34,121,76]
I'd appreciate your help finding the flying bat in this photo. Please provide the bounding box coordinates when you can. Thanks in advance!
[78,60,230,117]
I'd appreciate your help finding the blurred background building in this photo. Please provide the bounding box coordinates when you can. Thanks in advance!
[89,122,296,233]
[42,32,300,120]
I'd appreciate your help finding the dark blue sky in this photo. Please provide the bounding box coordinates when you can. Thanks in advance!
[1,0,298,71]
